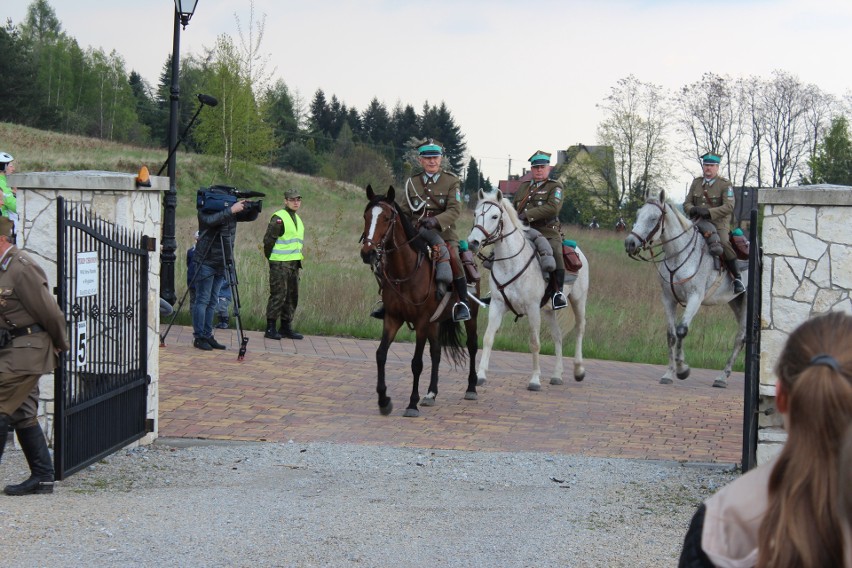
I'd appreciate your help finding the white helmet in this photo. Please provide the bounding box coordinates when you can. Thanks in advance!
[0,152,12,163]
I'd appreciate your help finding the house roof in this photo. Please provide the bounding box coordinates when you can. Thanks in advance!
[497,170,533,197]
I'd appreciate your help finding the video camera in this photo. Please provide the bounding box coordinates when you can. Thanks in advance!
[197,184,265,221]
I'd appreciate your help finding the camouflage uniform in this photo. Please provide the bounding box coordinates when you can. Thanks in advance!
[263,209,302,325]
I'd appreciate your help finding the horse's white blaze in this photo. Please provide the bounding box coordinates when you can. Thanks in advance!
[366,204,382,242]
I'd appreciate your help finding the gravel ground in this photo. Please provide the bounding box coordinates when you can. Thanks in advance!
[0,439,737,567]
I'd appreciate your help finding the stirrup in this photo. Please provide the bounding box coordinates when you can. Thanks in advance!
[452,302,471,322]
[732,278,745,294]
[551,292,568,310]
[370,302,385,320]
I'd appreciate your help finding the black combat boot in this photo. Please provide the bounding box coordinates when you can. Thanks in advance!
[216,316,229,329]
[264,319,282,340]
[4,425,54,495]
[0,413,10,464]
[551,269,568,310]
[452,277,471,322]
[279,320,304,340]
[726,258,746,295]
[369,302,385,319]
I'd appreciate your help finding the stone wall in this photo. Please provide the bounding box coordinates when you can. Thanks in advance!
[7,170,167,446]
[757,184,852,463]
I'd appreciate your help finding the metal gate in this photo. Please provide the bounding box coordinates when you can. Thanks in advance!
[741,208,763,472]
[54,197,152,480]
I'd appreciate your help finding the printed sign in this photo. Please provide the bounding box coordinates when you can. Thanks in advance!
[76,251,98,297]
[76,320,87,367]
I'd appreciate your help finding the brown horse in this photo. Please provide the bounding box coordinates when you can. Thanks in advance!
[360,185,479,417]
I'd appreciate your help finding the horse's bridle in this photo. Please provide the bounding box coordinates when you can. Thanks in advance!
[362,200,399,254]
[629,200,707,306]
[471,200,507,248]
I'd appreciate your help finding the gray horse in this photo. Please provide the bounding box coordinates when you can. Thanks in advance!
[624,191,747,388]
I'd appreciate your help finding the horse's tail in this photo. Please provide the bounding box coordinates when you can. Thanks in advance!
[438,320,467,368]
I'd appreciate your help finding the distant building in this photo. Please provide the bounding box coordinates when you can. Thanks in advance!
[497,170,533,200]
[553,144,617,209]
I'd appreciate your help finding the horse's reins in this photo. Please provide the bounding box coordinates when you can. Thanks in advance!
[628,200,707,307]
[473,200,538,319]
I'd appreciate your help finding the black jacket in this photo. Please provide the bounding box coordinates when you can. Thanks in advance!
[194,208,237,269]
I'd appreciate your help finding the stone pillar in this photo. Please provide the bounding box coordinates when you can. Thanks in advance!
[757,184,852,463]
[8,170,167,445]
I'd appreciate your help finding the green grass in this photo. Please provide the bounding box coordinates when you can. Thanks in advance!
[3,121,744,372]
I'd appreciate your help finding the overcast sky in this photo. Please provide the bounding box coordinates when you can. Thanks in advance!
[7,0,852,198]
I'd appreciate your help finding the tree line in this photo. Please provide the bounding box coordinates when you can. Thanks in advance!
[567,73,852,227]
[1,0,473,191]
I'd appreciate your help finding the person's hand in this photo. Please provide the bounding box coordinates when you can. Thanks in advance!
[690,206,710,220]
[230,200,246,214]
[419,217,439,230]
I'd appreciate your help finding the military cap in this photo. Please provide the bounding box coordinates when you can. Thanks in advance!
[529,151,551,166]
[284,188,302,199]
[0,216,13,238]
[418,140,443,157]
[701,152,722,165]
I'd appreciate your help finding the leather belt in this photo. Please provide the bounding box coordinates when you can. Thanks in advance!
[6,324,45,338]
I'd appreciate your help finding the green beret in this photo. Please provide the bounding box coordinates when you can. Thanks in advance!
[529,151,551,166]
[418,140,443,157]
[701,152,721,165]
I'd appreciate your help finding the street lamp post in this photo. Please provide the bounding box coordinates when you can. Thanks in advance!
[161,0,198,306]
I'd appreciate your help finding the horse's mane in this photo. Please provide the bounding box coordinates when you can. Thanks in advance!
[366,193,430,256]
[646,196,692,232]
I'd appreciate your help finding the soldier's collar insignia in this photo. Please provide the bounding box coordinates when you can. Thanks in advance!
[0,255,12,271]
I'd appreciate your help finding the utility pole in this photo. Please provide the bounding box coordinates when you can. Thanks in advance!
[507,155,512,179]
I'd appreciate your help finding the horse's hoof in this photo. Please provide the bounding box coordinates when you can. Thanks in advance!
[660,377,673,385]
[550,377,564,386]
[527,383,541,391]
[379,400,393,416]
[464,391,478,401]
[476,377,486,387]
[712,379,728,389]
[676,367,691,380]
[419,397,435,406]
[403,408,420,417]
[574,370,586,382]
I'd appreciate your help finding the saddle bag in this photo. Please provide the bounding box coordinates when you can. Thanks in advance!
[730,229,750,261]
[562,239,583,273]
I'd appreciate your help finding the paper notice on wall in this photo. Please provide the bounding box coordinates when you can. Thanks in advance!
[76,251,98,297]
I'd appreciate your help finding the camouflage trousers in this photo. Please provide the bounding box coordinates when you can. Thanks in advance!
[266,261,300,322]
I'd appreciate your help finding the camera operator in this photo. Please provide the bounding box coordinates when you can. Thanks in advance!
[192,199,246,351]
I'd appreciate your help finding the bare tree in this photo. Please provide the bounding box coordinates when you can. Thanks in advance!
[597,75,670,207]
[759,70,815,187]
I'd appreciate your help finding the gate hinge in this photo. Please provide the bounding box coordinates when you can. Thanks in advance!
[145,418,155,433]
[142,235,157,252]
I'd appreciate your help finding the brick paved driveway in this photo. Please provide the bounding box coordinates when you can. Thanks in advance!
[158,326,744,464]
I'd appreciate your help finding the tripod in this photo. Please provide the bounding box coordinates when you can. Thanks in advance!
[160,224,250,360]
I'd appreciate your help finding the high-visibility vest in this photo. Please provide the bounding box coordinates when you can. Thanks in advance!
[269,210,304,262]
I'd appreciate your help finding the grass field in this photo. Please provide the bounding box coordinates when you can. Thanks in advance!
[2,122,744,372]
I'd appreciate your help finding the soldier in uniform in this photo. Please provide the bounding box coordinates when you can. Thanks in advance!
[683,152,744,294]
[399,140,470,322]
[513,151,568,309]
[0,216,70,495]
[263,188,305,340]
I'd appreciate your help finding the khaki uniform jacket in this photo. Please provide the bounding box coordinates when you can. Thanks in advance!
[398,170,462,243]
[683,176,735,235]
[0,246,70,374]
[512,179,564,240]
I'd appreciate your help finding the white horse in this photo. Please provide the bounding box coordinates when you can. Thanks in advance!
[623,191,747,388]
[467,189,589,391]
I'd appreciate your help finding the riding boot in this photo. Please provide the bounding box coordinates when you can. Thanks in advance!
[726,258,745,295]
[264,318,282,340]
[4,425,54,495]
[279,320,304,340]
[551,269,568,310]
[0,413,10,464]
[452,277,472,322]
[369,301,385,319]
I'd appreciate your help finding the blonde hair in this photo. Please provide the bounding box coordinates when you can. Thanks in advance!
[757,311,852,568]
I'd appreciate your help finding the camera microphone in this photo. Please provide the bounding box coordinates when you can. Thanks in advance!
[197,93,219,107]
